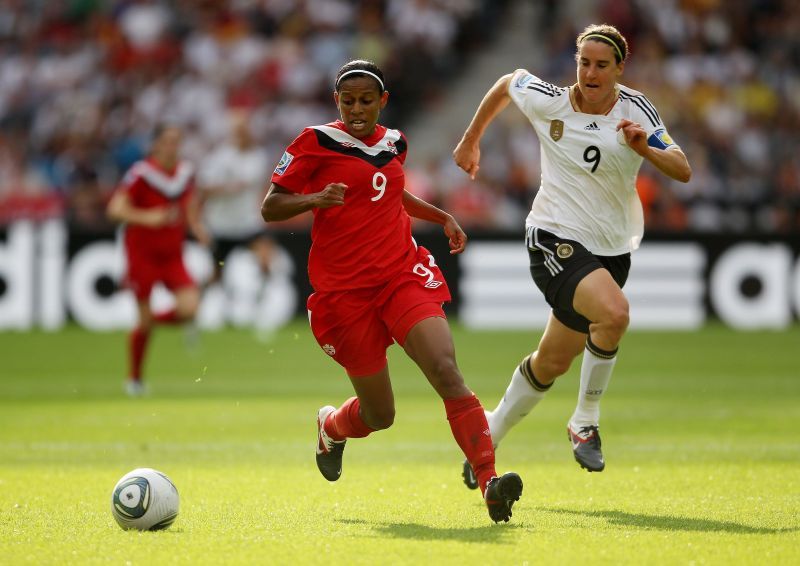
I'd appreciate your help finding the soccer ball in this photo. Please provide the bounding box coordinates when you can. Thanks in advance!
[111,468,180,531]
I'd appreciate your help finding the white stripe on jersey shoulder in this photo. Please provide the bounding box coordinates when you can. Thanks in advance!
[312,125,402,157]
[131,160,194,198]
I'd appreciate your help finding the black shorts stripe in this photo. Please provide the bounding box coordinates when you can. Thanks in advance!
[528,227,563,276]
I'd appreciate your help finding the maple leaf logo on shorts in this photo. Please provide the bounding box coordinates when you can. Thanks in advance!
[322,344,336,356]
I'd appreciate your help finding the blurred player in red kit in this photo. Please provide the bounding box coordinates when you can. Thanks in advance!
[107,124,210,396]
[261,60,523,523]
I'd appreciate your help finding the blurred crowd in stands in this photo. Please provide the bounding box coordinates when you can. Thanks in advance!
[0,0,797,235]
[0,0,504,231]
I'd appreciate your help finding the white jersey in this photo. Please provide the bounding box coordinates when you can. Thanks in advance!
[200,143,270,238]
[508,69,677,255]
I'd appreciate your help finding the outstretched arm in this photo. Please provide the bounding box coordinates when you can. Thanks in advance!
[453,72,516,180]
[261,182,347,222]
[402,190,467,254]
[617,119,692,183]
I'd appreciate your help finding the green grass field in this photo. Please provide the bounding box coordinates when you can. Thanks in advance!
[1,322,798,565]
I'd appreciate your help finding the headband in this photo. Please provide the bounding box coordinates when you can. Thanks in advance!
[336,69,385,91]
[583,33,624,62]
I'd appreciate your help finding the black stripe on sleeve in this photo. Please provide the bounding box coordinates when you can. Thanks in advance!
[636,93,662,125]
[527,84,561,98]
[621,90,662,125]
[619,91,659,127]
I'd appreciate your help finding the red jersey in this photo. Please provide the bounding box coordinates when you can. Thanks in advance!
[116,158,195,258]
[271,120,416,292]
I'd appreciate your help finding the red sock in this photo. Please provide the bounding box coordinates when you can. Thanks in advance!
[325,397,375,440]
[129,327,150,381]
[444,394,497,495]
[154,309,179,324]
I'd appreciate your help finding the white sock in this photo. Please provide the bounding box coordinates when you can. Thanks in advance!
[487,354,551,448]
[570,339,617,428]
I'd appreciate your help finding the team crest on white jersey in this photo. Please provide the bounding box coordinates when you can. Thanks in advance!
[274,151,293,175]
[550,120,564,141]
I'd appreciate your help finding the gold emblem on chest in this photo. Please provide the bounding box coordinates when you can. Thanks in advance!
[550,119,564,141]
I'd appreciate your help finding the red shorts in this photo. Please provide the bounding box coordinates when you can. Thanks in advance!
[125,250,195,301]
[307,246,451,377]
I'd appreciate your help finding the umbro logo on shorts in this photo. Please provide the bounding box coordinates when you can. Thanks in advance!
[425,281,443,289]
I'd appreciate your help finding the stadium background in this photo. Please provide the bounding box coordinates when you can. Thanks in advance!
[0,0,798,332]
[1,3,799,563]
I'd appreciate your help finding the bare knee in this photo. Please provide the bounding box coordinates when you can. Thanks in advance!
[175,290,200,320]
[362,406,395,430]
[427,357,471,399]
[596,299,630,344]
[178,303,199,321]
[609,299,630,332]
[137,305,154,331]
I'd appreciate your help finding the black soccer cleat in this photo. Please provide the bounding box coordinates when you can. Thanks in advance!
[316,405,346,481]
[485,472,523,523]
[462,459,479,490]
[567,423,605,472]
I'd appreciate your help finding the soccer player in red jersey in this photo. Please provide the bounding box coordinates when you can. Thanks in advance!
[261,60,523,523]
[107,124,210,396]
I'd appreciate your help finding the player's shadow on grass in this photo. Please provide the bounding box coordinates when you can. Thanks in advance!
[337,518,523,543]
[541,508,798,534]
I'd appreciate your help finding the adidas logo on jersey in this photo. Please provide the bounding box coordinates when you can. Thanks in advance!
[584,122,600,131]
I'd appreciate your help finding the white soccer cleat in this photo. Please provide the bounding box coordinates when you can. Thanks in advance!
[125,379,147,397]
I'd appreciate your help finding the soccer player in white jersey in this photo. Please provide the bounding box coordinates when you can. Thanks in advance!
[453,23,691,485]
[200,111,276,291]
[198,110,277,327]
